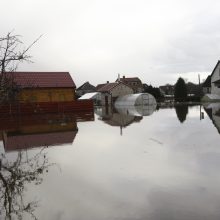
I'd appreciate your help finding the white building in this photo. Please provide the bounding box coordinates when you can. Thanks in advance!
[202,75,211,94]
[97,81,134,105]
[202,61,220,102]
[211,61,220,95]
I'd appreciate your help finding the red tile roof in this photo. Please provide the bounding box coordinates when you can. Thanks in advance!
[118,77,142,83]
[96,83,106,90]
[97,82,119,92]
[203,75,211,87]
[97,82,133,92]
[6,72,76,88]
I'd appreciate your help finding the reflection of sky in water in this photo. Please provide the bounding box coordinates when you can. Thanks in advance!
[5,105,220,220]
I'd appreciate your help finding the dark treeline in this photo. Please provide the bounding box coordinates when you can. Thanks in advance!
[143,85,164,101]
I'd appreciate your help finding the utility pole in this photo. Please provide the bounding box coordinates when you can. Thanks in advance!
[198,74,202,98]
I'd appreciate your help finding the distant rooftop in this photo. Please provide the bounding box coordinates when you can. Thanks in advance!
[97,82,119,92]
[117,76,142,83]
[203,75,211,87]
[77,81,96,91]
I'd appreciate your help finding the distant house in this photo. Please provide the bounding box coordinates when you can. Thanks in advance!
[7,72,76,103]
[97,81,133,105]
[116,75,143,93]
[202,75,211,94]
[159,84,175,101]
[187,82,202,97]
[142,83,150,92]
[76,81,96,97]
[159,84,174,96]
[211,61,220,95]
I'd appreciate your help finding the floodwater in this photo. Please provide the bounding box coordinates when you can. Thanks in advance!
[1,103,220,220]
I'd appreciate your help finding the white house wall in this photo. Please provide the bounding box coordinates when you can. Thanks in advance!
[211,63,220,95]
[111,84,133,98]
[101,93,112,105]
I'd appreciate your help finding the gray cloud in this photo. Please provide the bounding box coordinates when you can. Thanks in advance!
[1,0,220,86]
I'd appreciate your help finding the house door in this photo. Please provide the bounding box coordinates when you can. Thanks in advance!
[105,96,108,106]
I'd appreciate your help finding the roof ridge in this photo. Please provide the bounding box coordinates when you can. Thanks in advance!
[4,72,75,88]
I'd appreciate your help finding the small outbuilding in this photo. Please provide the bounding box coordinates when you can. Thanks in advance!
[7,72,76,103]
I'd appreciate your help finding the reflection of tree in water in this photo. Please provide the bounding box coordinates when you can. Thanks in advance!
[0,148,52,220]
[175,105,188,123]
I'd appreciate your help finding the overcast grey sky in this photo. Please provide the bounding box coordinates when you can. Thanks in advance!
[1,0,220,87]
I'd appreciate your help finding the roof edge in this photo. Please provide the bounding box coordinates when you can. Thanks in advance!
[211,60,220,78]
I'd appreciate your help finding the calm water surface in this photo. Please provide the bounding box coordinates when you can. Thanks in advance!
[1,104,220,220]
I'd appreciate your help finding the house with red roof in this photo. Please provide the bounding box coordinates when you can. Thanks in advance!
[6,72,76,103]
[116,75,143,93]
[97,81,133,105]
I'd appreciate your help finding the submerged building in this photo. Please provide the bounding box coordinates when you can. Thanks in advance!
[97,81,134,105]
[5,72,76,103]
[116,75,144,93]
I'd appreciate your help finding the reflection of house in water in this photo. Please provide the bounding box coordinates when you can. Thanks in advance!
[95,105,156,135]
[0,111,94,152]
[204,103,220,133]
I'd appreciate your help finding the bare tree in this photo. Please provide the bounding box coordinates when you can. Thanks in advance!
[0,31,41,103]
[0,148,53,220]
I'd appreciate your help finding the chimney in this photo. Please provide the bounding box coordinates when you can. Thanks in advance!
[123,75,125,79]
[107,81,109,83]
[118,73,120,81]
